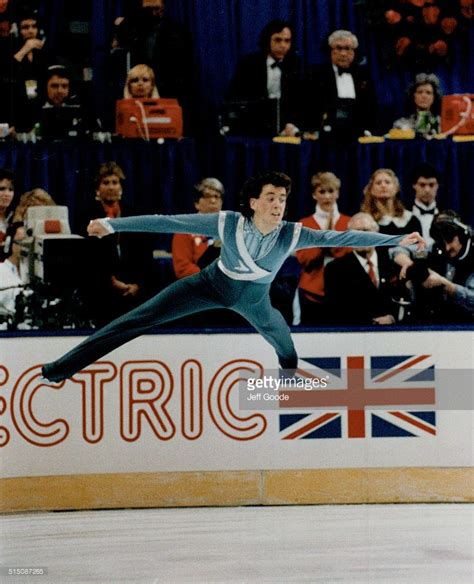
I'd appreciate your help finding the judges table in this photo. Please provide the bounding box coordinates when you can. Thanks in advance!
[0,137,473,230]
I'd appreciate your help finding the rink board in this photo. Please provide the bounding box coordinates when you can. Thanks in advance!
[0,329,473,510]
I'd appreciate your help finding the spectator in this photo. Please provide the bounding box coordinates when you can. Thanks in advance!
[81,161,154,327]
[106,0,193,131]
[39,65,86,138]
[0,221,27,323]
[0,167,15,252]
[410,163,441,248]
[305,30,377,143]
[123,63,159,98]
[361,168,422,236]
[0,0,14,129]
[12,187,56,222]
[225,19,302,136]
[11,9,49,133]
[324,213,400,325]
[295,171,351,325]
[392,73,442,138]
[172,177,223,279]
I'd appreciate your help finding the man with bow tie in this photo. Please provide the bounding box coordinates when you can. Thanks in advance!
[305,30,377,143]
[410,163,440,249]
[224,19,302,136]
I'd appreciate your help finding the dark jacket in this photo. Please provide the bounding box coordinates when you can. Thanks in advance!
[225,51,303,134]
[304,62,377,140]
[324,249,399,325]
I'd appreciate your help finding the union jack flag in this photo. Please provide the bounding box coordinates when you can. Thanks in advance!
[279,355,436,439]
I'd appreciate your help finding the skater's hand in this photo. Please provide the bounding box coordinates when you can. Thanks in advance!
[399,232,425,251]
[88,219,110,238]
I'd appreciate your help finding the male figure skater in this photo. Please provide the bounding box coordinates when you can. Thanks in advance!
[42,171,424,383]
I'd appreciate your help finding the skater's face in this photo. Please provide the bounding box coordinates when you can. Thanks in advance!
[194,188,223,214]
[96,174,122,204]
[312,185,339,213]
[250,183,287,233]
[413,176,439,206]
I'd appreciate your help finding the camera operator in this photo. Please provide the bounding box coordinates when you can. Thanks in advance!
[0,221,28,323]
[393,211,473,322]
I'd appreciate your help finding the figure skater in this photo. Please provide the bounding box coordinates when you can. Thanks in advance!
[42,171,424,383]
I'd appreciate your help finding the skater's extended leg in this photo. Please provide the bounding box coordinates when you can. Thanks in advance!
[43,273,221,382]
[236,288,298,370]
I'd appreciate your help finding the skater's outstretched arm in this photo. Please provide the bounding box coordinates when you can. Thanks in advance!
[88,212,222,238]
[295,227,425,252]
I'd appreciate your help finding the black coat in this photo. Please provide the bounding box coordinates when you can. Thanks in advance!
[304,62,377,139]
[226,51,303,133]
[324,249,399,325]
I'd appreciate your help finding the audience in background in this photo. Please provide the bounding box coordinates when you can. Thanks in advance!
[123,63,160,98]
[324,213,400,325]
[392,73,442,138]
[0,168,15,252]
[11,9,49,133]
[410,163,440,248]
[81,161,154,327]
[39,65,86,138]
[0,221,27,323]
[107,0,193,132]
[12,187,56,222]
[305,30,377,143]
[172,177,223,279]
[225,19,302,136]
[295,171,351,325]
[361,168,422,236]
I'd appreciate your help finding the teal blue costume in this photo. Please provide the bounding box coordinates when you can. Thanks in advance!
[42,211,405,382]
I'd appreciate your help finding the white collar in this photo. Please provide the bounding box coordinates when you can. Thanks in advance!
[378,210,412,228]
[313,204,340,225]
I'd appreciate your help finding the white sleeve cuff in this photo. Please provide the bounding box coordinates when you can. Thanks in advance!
[98,218,115,234]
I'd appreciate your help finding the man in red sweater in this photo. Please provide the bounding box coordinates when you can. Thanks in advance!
[296,171,351,325]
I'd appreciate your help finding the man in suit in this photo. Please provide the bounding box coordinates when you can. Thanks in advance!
[324,212,400,325]
[410,163,440,249]
[305,30,377,144]
[225,19,302,136]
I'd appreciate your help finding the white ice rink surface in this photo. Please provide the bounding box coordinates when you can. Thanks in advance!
[1,504,473,583]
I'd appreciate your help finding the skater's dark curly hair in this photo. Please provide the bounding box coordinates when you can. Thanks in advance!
[239,171,292,218]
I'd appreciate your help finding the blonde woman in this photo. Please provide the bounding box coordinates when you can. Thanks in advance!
[361,168,422,236]
[123,64,160,99]
[12,188,56,222]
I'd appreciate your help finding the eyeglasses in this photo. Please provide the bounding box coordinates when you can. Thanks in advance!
[130,77,151,83]
[201,193,222,200]
[332,45,355,51]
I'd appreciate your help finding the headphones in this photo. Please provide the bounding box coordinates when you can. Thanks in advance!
[432,212,471,237]
[430,211,472,260]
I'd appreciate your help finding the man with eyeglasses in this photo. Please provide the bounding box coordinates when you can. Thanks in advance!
[305,30,377,144]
